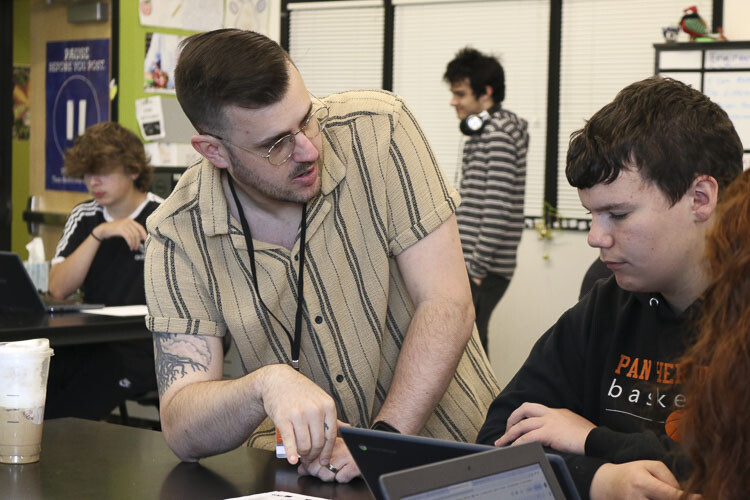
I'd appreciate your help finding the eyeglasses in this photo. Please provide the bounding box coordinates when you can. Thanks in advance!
[205,97,330,166]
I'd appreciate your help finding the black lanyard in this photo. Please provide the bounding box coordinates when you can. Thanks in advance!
[227,175,307,370]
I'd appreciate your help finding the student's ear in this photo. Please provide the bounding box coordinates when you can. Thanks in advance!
[690,174,719,222]
[191,134,232,169]
[480,85,493,104]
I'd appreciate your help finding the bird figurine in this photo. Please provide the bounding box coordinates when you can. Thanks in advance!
[679,6,727,41]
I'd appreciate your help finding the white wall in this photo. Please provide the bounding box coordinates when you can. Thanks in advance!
[488,229,597,387]
[724,0,750,39]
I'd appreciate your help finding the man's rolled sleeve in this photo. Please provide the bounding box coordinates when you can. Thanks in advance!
[143,226,226,337]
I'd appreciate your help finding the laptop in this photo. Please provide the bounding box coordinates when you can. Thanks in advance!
[0,251,104,314]
[341,427,580,500]
[379,443,567,500]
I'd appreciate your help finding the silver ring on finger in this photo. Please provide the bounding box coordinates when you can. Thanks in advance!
[326,464,339,475]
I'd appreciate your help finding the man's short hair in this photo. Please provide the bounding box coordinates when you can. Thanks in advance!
[444,47,505,104]
[175,29,290,135]
[566,76,743,204]
[64,122,152,192]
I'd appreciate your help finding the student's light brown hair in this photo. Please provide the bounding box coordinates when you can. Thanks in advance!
[679,169,750,499]
[63,121,152,191]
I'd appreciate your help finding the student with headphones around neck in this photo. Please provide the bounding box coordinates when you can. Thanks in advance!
[444,47,529,355]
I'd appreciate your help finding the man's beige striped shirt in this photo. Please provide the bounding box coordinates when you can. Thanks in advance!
[145,90,499,450]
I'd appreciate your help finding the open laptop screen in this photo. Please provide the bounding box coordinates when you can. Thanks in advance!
[402,462,554,500]
[0,251,103,314]
[341,426,492,500]
[379,444,566,500]
[0,251,47,313]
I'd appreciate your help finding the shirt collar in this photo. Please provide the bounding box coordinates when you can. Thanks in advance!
[197,159,231,237]
[318,130,346,196]
[102,192,157,222]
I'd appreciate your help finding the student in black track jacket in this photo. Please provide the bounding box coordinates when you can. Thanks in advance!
[45,122,162,420]
[477,77,744,500]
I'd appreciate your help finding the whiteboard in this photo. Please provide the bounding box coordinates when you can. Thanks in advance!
[659,50,702,70]
[703,72,750,149]
[658,71,702,90]
[705,49,750,70]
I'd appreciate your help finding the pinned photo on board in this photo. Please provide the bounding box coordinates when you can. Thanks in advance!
[144,33,184,94]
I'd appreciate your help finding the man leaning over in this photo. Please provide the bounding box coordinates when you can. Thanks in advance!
[144,29,499,482]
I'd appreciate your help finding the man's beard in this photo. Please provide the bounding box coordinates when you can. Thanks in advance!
[226,148,321,204]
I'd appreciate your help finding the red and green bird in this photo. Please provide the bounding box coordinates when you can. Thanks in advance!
[680,6,709,40]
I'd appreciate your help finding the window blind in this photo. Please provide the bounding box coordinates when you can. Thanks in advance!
[288,0,385,97]
[557,0,713,220]
[392,0,550,218]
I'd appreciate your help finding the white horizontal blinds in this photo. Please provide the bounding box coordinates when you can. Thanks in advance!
[288,1,384,97]
[557,0,712,220]
[392,0,550,218]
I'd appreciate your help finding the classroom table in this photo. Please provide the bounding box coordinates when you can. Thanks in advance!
[0,418,372,500]
[0,311,149,346]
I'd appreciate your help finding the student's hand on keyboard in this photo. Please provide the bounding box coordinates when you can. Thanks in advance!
[590,461,693,500]
[494,402,594,455]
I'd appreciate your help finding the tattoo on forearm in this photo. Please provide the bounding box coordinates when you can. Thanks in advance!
[154,333,212,397]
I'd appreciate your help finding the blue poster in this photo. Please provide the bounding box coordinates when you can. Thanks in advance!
[45,39,110,192]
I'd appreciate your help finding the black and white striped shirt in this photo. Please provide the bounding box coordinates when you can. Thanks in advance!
[456,108,528,281]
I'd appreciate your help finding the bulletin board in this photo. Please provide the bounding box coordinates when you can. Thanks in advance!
[117,4,198,146]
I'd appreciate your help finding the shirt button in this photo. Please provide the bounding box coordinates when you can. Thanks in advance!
[315,316,323,324]
[294,254,299,261]
[336,374,344,383]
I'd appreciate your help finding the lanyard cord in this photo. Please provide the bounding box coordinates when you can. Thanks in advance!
[227,175,307,370]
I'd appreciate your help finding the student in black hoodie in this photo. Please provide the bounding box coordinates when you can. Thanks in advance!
[476,77,743,500]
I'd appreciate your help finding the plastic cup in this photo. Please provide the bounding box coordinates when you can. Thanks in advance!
[0,339,54,464]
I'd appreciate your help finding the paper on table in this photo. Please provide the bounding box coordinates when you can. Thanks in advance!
[82,305,148,317]
[226,492,327,500]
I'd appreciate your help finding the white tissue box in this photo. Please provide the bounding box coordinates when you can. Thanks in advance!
[23,261,49,294]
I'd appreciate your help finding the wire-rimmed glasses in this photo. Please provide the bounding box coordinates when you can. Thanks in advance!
[205,96,329,166]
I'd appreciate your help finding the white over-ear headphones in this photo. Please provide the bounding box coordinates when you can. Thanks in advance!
[459,110,492,136]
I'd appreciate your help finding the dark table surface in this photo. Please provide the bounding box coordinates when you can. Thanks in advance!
[0,418,372,500]
[0,312,149,346]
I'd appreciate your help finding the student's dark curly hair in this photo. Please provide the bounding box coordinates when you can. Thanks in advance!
[679,169,750,499]
[444,47,505,104]
[566,77,742,204]
[63,122,152,191]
